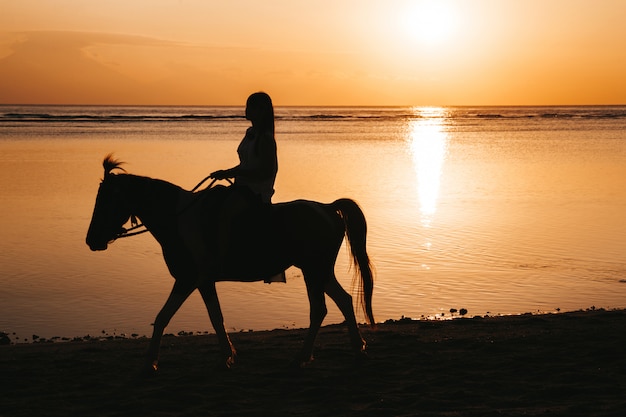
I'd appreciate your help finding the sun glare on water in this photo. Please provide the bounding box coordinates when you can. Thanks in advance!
[401,0,459,46]
[408,107,449,226]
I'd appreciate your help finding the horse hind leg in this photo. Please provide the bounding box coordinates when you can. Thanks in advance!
[324,275,368,358]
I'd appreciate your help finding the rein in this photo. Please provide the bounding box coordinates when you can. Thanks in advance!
[114,175,232,240]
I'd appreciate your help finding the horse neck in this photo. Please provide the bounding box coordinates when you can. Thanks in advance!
[122,174,182,230]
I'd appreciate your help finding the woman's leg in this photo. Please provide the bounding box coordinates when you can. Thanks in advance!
[216,188,248,277]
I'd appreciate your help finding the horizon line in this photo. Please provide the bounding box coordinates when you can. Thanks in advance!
[1,102,625,108]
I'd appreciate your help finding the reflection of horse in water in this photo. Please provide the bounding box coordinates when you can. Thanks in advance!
[86,155,375,374]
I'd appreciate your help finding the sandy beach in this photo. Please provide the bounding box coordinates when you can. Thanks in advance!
[2,308,625,416]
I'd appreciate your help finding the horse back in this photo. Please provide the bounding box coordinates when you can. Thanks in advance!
[173,188,347,281]
[224,199,345,275]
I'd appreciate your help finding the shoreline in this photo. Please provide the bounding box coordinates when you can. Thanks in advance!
[0,306,612,345]
[2,307,625,416]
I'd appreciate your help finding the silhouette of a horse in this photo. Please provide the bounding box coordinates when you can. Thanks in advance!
[86,155,375,373]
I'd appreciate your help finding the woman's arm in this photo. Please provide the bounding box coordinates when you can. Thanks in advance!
[210,131,277,180]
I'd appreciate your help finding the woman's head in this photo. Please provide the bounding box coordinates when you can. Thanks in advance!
[246,92,274,134]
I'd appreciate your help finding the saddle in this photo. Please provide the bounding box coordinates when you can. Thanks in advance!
[199,185,286,282]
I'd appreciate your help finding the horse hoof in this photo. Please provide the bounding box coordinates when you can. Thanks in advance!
[225,355,235,369]
[140,360,159,378]
[288,355,314,370]
[214,355,235,371]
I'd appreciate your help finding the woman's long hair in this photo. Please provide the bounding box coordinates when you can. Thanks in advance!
[247,92,275,136]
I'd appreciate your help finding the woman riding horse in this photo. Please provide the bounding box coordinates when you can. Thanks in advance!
[86,95,375,372]
[209,92,284,282]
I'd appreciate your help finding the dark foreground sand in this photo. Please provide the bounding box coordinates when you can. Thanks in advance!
[2,308,625,417]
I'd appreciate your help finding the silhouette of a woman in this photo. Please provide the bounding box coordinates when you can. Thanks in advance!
[210,92,284,281]
[210,91,278,202]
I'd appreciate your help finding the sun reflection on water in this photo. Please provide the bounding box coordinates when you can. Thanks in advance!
[408,107,449,226]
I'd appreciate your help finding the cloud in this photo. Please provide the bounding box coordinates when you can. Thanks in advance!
[0,31,149,104]
[0,30,392,105]
[0,31,258,104]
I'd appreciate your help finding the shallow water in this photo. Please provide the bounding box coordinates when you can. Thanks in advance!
[1,105,625,340]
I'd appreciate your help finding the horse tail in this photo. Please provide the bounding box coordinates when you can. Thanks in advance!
[332,198,375,327]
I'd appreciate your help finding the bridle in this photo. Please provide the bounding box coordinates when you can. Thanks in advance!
[114,174,233,240]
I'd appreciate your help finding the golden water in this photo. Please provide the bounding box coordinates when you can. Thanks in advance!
[1,106,625,340]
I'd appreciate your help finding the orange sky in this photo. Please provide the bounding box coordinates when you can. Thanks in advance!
[0,0,624,106]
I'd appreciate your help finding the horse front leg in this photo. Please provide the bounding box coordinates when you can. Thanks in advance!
[198,282,236,369]
[144,281,195,375]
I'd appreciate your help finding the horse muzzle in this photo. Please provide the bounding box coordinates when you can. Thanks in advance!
[87,240,108,251]
[86,226,121,251]
[86,232,109,251]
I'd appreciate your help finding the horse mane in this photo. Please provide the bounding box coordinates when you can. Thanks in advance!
[103,153,126,177]
[100,154,184,201]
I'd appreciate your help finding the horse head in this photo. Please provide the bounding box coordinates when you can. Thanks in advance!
[86,154,132,251]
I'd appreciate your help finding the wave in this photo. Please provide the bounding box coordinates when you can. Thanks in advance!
[1,112,246,123]
[2,106,626,123]
[0,112,401,123]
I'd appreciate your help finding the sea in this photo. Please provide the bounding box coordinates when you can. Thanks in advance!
[1,104,625,342]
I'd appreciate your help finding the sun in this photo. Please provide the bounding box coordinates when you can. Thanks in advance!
[401,0,459,46]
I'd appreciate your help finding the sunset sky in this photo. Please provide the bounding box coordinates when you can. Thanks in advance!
[0,0,624,106]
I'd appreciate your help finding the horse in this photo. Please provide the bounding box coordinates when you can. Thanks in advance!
[86,155,375,374]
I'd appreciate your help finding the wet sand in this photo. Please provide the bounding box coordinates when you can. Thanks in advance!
[2,308,625,416]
